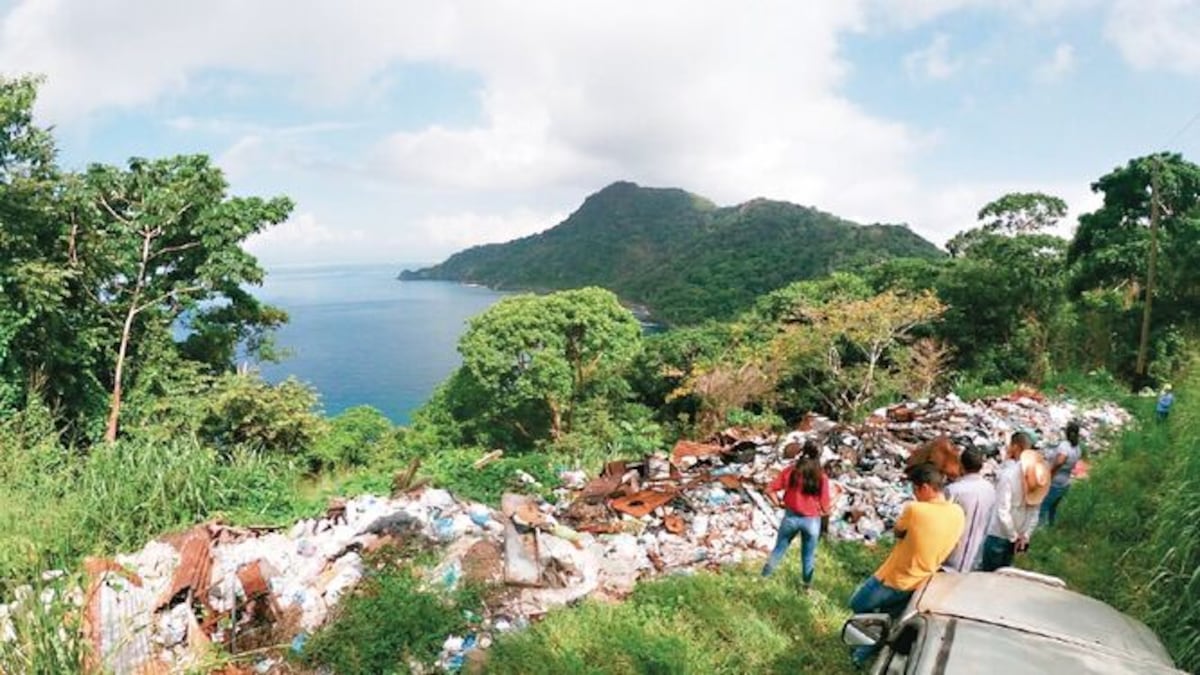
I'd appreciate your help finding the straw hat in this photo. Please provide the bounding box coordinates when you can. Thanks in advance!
[1020,450,1051,506]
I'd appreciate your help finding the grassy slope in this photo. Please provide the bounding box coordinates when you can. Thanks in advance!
[1021,373,1200,671]
[483,541,884,675]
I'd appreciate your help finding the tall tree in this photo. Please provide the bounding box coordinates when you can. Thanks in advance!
[70,156,292,441]
[451,287,642,448]
[1069,153,1200,378]
[977,192,1068,234]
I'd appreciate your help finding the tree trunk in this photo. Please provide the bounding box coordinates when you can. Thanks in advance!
[104,229,154,443]
[1135,158,1162,382]
[548,399,563,441]
[103,304,138,442]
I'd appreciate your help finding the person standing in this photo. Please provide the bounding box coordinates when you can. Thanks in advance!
[981,432,1050,571]
[943,447,995,572]
[1157,384,1175,422]
[1040,422,1082,527]
[762,440,830,589]
[848,463,964,666]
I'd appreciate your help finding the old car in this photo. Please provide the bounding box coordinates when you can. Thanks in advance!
[842,568,1185,674]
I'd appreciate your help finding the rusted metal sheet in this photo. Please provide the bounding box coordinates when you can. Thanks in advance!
[83,557,159,675]
[609,489,678,518]
[157,526,213,610]
[669,440,724,467]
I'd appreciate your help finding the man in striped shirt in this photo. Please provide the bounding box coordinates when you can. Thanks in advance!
[942,447,995,573]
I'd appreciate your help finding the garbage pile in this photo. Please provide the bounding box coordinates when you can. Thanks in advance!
[0,390,1131,673]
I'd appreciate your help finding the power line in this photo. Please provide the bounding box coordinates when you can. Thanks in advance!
[1164,109,1200,150]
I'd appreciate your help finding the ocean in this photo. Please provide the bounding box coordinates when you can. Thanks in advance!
[254,264,508,424]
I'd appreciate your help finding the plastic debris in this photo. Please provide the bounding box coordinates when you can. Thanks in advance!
[5,389,1130,673]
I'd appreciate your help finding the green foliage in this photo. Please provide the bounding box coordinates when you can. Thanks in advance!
[450,287,642,449]
[309,405,399,471]
[402,181,943,325]
[0,78,293,442]
[0,437,307,593]
[487,540,883,674]
[1024,362,1200,671]
[976,191,1068,235]
[1068,153,1200,379]
[935,231,1069,383]
[302,556,482,674]
[124,369,329,459]
[0,573,87,675]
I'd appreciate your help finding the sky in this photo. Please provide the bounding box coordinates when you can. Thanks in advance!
[2,0,1199,267]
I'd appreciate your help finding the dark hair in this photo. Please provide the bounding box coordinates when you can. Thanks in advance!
[1010,431,1032,449]
[908,462,945,490]
[789,440,824,496]
[960,447,984,474]
[1065,421,1081,446]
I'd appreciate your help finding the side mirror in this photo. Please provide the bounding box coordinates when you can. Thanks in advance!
[841,613,892,647]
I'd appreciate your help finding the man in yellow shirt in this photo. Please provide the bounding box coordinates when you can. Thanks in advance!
[848,463,965,665]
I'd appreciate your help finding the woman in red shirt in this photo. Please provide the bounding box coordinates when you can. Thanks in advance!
[761,440,831,588]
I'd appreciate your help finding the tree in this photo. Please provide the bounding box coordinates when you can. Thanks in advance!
[771,290,945,418]
[1069,153,1200,379]
[936,232,1068,382]
[977,192,1068,235]
[71,156,293,441]
[451,288,642,448]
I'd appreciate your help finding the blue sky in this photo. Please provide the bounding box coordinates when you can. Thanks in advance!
[2,0,1198,266]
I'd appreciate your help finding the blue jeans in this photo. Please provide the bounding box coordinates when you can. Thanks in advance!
[1039,483,1070,527]
[848,576,913,666]
[981,535,1015,571]
[762,511,821,584]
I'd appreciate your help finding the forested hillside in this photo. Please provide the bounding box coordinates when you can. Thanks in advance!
[400,181,943,324]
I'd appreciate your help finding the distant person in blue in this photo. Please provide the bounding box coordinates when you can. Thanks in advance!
[1157,384,1175,422]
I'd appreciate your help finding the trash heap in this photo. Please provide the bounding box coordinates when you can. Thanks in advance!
[0,390,1131,673]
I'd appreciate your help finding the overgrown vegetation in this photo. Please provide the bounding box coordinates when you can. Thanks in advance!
[302,547,485,675]
[485,541,883,674]
[1025,363,1200,671]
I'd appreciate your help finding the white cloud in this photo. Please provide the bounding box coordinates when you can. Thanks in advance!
[1105,0,1200,74]
[244,212,368,264]
[871,0,1098,28]
[0,0,1124,263]
[904,34,962,80]
[415,208,568,252]
[1034,43,1077,82]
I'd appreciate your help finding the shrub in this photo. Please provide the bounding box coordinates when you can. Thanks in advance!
[309,405,399,471]
[302,556,481,674]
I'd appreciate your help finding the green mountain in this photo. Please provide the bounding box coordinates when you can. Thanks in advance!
[400,181,945,324]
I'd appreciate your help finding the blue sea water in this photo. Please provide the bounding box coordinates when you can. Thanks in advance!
[254,264,508,424]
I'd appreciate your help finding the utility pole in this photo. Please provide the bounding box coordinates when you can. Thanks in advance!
[1135,156,1162,381]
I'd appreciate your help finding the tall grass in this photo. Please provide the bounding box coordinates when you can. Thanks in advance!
[485,540,884,674]
[1026,364,1200,672]
[0,574,88,675]
[0,437,310,595]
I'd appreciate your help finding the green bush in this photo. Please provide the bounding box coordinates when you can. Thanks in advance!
[309,405,399,471]
[302,556,481,674]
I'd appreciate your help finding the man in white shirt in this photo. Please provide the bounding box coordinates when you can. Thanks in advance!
[943,447,995,572]
[981,432,1049,571]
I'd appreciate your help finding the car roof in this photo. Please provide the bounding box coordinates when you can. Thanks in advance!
[932,617,1185,675]
[914,572,1177,668]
